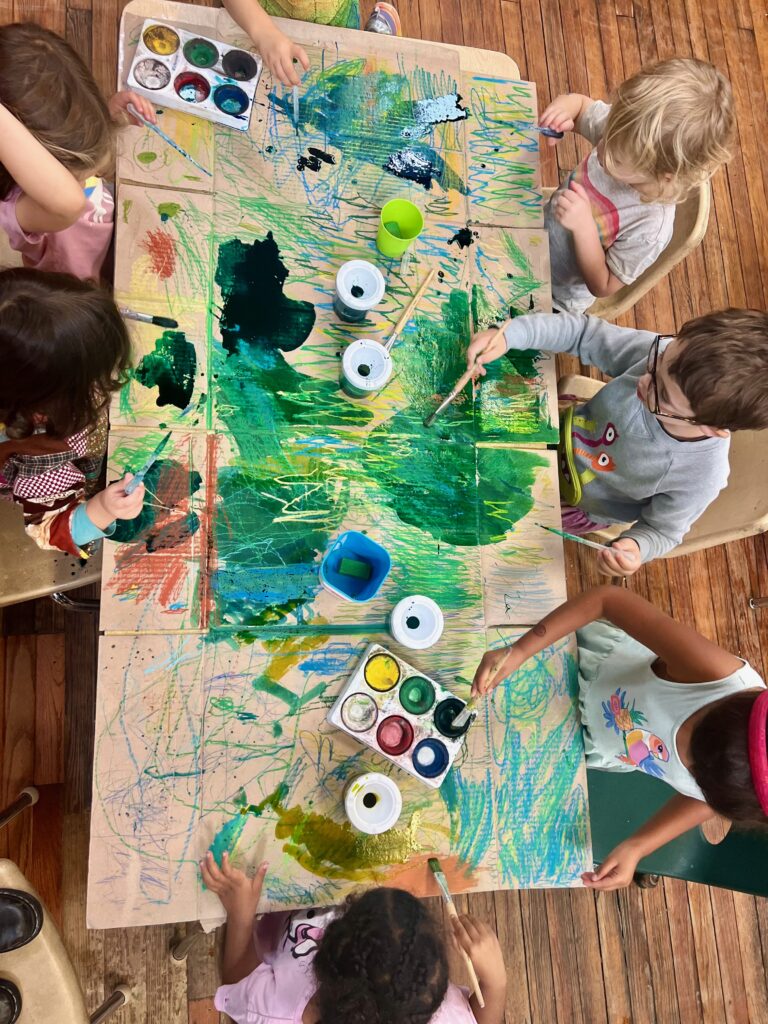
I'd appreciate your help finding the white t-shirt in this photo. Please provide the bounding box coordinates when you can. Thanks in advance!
[577,620,765,800]
[546,100,676,313]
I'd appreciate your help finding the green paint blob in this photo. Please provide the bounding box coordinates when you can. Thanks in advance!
[137,151,158,165]
[122,199,133,224]
[239,785,421,880]
[135,330,196,410]
[216,235,316,354]
[158,201,181,221]
[111,461,202,546]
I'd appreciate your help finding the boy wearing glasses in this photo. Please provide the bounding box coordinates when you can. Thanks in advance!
[466,309,768,577]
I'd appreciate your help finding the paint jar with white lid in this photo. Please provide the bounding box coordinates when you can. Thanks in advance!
[334,260,386,322]
[340,339,393,398]
[390,595,444,650]
[344,772,402,834]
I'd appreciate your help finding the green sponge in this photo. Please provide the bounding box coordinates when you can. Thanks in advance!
[338,557,372,580]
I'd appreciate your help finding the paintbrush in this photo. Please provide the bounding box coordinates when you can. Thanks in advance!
[535,522,612,551]
[428,857,484,1008]
[451,697,476,731]
[423,323,507,428]
[126,103,213,178]
[292,85,300,126]
[509,119,564,139]
[383,268,437,353]
[120,307,179,329]
[124,431,173,495]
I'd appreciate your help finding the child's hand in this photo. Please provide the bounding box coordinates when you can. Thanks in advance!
[451,913,507,994]
[553,181,596,234]
[201,850,268,919]
[258,26,310,86]
[539,94,583,145]
[597,537,641,578]
[582,840,641,891]
[108,90,158,125]
[471,643,526,697]
[86,475,145,529]
[466,325,509,377]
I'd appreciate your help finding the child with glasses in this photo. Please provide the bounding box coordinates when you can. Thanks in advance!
[539,59,733,313]
[466,309,768,577]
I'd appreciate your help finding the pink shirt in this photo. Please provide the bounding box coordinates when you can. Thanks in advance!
[214,908,478,1024]
[0,177,113,280]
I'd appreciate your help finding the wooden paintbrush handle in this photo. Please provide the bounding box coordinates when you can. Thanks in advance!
[385,268,437,348]
[445,901,485,1008]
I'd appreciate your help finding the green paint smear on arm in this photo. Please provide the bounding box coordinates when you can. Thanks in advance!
[134,330,196,410]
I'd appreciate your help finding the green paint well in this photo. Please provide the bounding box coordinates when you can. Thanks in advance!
[135,330,196,410]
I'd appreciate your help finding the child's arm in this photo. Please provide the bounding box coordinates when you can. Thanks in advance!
[583,794,715,891]
[0,104,87,234]
[466,312,656,378]
[472,585,742,696]
[539,93,594,145]
[552,181,626,297]
[201,851,269,984]
[451,914,507,1024]
[223,0,310,86]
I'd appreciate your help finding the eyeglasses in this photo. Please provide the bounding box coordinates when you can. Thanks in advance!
[645,336,700,424]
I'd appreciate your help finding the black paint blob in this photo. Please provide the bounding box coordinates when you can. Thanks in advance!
[449,227,474,249]
[406,615,420,629]
[297,147,336,172]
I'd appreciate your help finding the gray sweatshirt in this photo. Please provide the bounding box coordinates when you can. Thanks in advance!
[504,313,730,561]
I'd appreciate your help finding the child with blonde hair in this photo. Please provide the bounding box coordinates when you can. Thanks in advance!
[0,22,156,280]
[539,58,734,313]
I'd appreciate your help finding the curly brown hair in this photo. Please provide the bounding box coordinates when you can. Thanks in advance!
[0,22,115,196]
[667,308,768,430]
[0,268,131,438]
[690,690,768,825]
[313,888,449,1024]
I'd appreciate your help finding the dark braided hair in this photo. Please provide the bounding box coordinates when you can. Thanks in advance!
[313,888,449,1024]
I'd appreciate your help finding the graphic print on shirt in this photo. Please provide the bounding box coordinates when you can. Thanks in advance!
[559,412,618,503]
[602,687,670,779]
[568,161,620,249]
[84,176,113,226]
[284,909,326,959]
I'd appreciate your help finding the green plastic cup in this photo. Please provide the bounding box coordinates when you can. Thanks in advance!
[376,199,424,257]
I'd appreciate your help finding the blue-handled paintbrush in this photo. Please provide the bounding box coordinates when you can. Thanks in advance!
[127,103,212,177]
[510,119,565,139]
[124,431,172,494]
[428,857,484,1008]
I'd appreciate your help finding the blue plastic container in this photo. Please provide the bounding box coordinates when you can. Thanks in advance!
[320,530,391,602]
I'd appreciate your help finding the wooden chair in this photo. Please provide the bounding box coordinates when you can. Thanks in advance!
[558,374,768,556]
[0,500,101,609]
[0,790,130,1023]
[542,183,710,321]
[587,768,768,896]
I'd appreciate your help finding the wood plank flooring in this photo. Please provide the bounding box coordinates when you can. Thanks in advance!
[0,0,767,1020]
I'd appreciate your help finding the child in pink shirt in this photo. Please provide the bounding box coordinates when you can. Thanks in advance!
[0,22,156,281]
[202,852,508,1024]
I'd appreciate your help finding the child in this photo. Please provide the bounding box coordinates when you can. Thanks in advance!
[0,22,156,281]
[223,0,337,87]
[0,268,144,556]
[472,585,767,890]
[466,308,768,576]
[202,852,508,1024]
[538,59,734,313]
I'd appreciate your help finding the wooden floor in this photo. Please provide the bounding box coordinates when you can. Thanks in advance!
[1,0,767,1021]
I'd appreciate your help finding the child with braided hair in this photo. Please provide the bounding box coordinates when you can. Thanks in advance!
[202,852,508,1024]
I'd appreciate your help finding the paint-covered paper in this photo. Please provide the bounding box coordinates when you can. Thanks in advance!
[88,0,590,928]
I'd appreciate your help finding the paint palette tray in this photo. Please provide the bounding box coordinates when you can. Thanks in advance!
[127,20,262,132]
[327,643,470,789]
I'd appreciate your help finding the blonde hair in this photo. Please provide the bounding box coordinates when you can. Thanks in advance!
[602,58,734,203]
[0,22,116,199]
